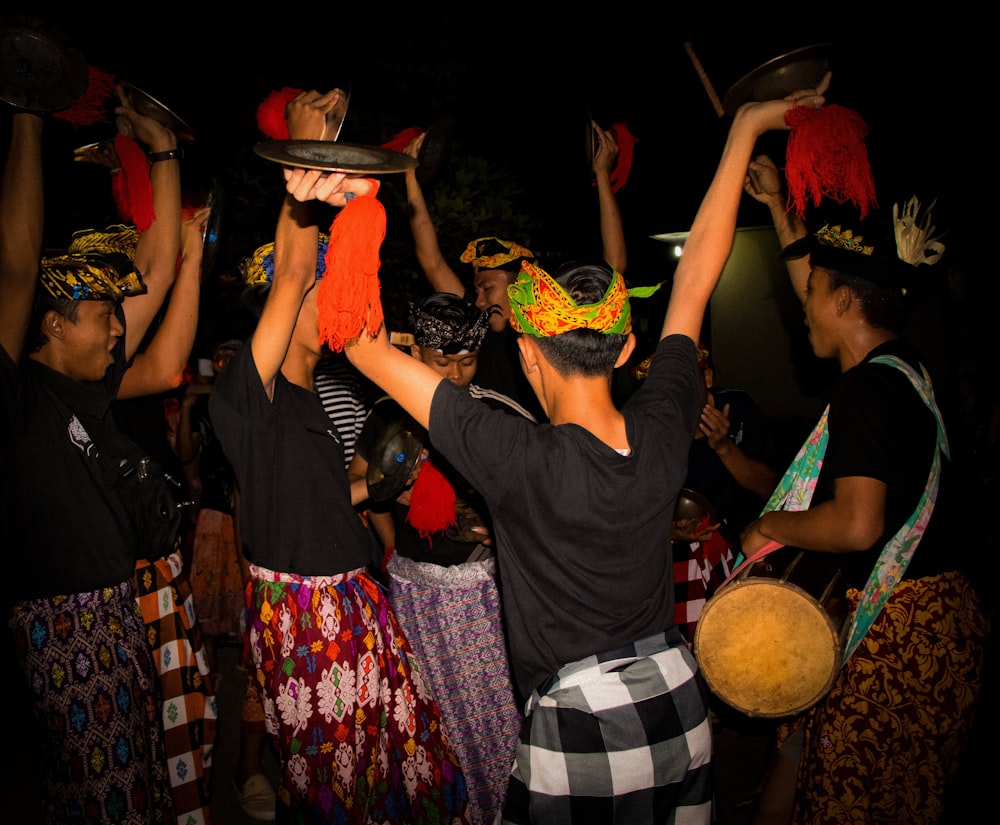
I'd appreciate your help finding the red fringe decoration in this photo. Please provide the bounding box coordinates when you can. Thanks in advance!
[53,65,116,126]
[317,182,386,352]
[406,457,457,538]
[256,87,302,139]
[381,126,424,153]
[113,133,155,230]
[784,104,878,220]
[609,123,637,193]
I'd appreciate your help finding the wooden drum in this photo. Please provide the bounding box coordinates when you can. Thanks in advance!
[693,545,849,718]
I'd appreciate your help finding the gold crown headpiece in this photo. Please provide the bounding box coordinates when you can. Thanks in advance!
[814,224,874,256]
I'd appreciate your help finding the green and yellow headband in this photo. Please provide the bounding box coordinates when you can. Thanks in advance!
[508,260,659,337]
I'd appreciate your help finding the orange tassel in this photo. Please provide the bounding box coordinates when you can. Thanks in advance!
[256,87,302,139]
[53,65,116,125]
[406,457,457,538]
[784,104,878,220]
[113,133,155,230]
[317,182,386,352]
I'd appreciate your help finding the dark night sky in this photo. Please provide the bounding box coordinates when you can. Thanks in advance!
[4,6,977,289]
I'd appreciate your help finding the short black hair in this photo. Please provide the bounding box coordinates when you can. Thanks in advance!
[533,261,629,377]
[27,293,80,353]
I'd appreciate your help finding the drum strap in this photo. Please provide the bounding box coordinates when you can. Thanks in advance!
[733,354,948,665]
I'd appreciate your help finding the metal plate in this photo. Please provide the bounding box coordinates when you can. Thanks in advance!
[254,140,418,174]
[722,43,838,116]
[325,84,350,141]
[116,81,195,142]
[0,17,87,112]
[674,488,718,524]
[366,401,425,503]
[416,115,455,185]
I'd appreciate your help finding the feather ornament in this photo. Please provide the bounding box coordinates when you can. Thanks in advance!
[894,196,945,267]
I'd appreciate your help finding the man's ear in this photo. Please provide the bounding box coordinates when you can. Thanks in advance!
[516,334,540,373]
[42,310,67,342]
[614,332,637,369]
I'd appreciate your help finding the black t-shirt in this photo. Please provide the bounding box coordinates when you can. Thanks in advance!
[810,340,956,587]
[359,387,530,566]
[471,327,546,423]
[209,339,371,575]
[2,340,138,601]
[429,334,701,697]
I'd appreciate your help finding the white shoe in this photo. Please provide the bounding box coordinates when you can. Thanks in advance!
[234,773,276,821]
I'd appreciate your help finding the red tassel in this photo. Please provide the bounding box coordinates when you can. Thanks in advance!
[609,123,637,193]
[53,65,116,126]
[381,126,424,153]
[406,457,457,538]
[114,133,155,230]
[256,88,302,139]
[317,182,386,352]
[784,104,878,220]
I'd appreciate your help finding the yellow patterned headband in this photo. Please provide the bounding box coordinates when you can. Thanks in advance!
[460,237,535,271]
[507,260,659,337]
[39,254,131,301]
[242,234,330,286]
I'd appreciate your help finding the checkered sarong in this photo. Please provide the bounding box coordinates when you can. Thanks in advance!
[501,630,713,824]
[134,549,217,825]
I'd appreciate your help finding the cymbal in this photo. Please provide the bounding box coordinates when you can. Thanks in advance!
[366,401,425,502]
[674,488,718,524]
[0,15,87,112]
[254,140,417,174]
[722,43,839,116]
[416,115,455,185]
[116,81,195,142]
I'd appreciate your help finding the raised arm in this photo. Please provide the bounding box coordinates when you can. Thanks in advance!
[0,113,45,363]
[118,207,209,398]
[253,90,359,399]
[402,133,464,296]
[115,93,182,361]
[743,154,810,305]
[592,122,627,275]
[662,75,830,344]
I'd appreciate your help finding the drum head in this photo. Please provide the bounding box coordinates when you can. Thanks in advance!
[694,578,843,717]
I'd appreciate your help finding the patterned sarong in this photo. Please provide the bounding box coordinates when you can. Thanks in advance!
[388,553,522,825]
[134,550,217,825]
[189,508,245,641]
[501,630,713,825]
[246,564,471,824]
[777,570,990,824]
[8,579,173,825]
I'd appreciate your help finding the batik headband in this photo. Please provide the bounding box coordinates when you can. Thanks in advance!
[242,233,330,286]
[507,260,659,337]
[66,224,145,295]
[459,236,535,271]
[410,298,490,355]
[39,254,131,301]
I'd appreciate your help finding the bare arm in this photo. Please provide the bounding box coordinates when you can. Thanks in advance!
[252,90,351,399]
[402,133,464,296]
[592,122,627,275]
[661,76,829,344]
[117,93,182,361]
[118,207,208,398]
[0,113,44,363]
[742,475,886,555]
[699,401,779,500]
[743,154,810,305]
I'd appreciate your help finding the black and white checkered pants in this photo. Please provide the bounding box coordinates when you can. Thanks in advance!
[500,629,713,824]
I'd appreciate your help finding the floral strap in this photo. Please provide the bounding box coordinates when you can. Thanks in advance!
[841,355,949,662]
